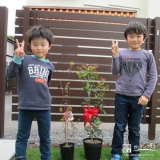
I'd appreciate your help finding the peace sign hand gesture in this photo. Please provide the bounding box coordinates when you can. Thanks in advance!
[14,39,25,58]
[111,39,119,57]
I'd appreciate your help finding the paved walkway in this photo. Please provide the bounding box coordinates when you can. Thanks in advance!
[0,139,15,160]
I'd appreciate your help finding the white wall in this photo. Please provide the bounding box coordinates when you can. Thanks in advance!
[26,0,149,18]
[6,40,14,67]
[147,0,160,19]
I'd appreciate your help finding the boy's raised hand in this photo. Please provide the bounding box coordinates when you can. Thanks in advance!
[14,39,25,58]
[111,39,119,57]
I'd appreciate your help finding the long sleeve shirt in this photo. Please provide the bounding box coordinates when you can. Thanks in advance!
[111,49,158,98]
[6,54,54,110]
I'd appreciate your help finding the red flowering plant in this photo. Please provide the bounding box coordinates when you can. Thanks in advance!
[59,62,78,147]
[77,64,109,142]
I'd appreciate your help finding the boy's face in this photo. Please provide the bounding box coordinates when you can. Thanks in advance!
[126,33,145,50]
[30,38,51,59]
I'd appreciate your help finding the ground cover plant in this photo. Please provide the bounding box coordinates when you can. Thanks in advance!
[11,147,160,160]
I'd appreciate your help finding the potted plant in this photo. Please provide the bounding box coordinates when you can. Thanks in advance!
[76,64,109,160]
[59,62,78,160]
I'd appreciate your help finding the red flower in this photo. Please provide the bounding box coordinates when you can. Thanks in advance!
[83,105,99,127]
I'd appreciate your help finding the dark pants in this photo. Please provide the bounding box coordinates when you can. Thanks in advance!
[111,94,144,159]
[15,109,51,160]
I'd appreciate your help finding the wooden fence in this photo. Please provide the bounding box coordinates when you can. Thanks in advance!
[4,7,160,140]
[0,7,8,138]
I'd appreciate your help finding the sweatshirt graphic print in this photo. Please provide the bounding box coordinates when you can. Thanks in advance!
[28,64,50,85]
[111,49,157,98]
[123,57,142,81]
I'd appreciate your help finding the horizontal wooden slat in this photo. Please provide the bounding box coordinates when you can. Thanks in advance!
[11,113,150,123]
[14,36,149,56]
[16,10,150,25]
[15,26,154,43]
[11,104,151,116]
[53,63,112,72]
[12,104,115,113]
[12,96,115,106]
[52,72,118,81]
[13,77,115,89]
[48,55,112,64]
[15,19,129,32]
[155,118,160,124]
[12,88,115,97]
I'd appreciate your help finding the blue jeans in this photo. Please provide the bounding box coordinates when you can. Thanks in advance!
[15,109,51,160]
[111,94,144,159]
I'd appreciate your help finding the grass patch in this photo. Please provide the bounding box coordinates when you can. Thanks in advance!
[11,147,160,160]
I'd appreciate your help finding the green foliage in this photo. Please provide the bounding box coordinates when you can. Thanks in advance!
[77,64,109,141]
[7,35,14,40]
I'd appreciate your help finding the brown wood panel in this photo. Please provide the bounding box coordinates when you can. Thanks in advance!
[15,36,146,54]
[12,96,115,105]
[52,98,115,106]
[9,105,148,118]
[15,35,128,49]
[12,104,115,114]
[48,54,112,64]
[16,10,149,25]
[12,113,115,122]
[52,72,118,81]
[53,28,124,39]
[15,26,154,43]
[49,89,115,97]
[12,87,115,98]
[15,19,128,32]
[12,79,18,87]
[12,113,150,123]
[12,97,18,103]
[51,46,111,56]
[156,118,160,124]
[54,38,127,48]
[12,8,156,130]
[53,63,111,72]
[155,100,160,106]
[12,81,116,91]
[49,45,152,56]
[50,81,116,89]
[12,88,17,95]
[0,6,8,138]
[51,106,115,114]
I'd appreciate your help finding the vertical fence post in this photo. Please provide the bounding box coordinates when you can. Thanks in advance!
[0,7,8,138]
[22,7,30,53]
[148,17,160,140]
[142,19,152,124]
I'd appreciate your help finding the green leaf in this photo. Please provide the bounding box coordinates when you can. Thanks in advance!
[103,110,107,117]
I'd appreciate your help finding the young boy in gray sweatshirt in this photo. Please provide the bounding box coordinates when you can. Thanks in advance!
[110,21,158,160]
[6,26,54,160]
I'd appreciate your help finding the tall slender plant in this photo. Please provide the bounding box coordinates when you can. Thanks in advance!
[59,62,77,147]
[77,64,109,142]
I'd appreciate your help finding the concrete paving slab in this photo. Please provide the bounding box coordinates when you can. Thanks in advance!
[0,139,15,160]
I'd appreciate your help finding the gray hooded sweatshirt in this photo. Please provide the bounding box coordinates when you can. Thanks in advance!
[111,49,158,98]
[6,54,54,110]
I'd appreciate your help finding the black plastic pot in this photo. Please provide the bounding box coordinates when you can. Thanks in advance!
[59,142,74,160]
[83,138,103,160]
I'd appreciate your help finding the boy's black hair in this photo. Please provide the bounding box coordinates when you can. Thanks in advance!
[27,26,54,45]
[124,21,147,40]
